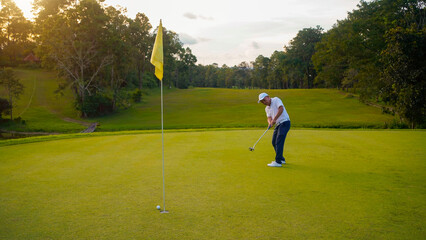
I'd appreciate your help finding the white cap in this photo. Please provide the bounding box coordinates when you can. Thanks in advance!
[258,93,268,103]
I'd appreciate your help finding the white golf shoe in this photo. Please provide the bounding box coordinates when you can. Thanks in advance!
[267,161,282,167]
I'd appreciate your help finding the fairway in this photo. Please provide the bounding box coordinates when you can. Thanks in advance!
[1,1,424,239]
[0,130,424,239]
[1,70,396,133]
[94,88,395,131]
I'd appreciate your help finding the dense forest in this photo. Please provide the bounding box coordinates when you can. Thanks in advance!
[0,0,424,127]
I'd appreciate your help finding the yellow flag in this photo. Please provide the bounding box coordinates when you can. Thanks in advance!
[150,20,163,81]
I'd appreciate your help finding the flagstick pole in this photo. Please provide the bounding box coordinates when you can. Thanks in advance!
[160,79,168,213]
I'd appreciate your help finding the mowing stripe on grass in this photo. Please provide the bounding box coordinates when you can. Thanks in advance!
[0,130,424,239]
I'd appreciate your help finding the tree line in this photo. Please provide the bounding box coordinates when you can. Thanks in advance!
[1,0,198,118]
[0,0,424,127]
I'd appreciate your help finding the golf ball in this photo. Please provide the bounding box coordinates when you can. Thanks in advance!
[156,205,161,210]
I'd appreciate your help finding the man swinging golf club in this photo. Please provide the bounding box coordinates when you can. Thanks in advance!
[258,93,291,167]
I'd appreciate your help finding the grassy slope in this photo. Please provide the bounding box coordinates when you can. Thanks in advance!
[0,130,424,239]
[0,69,85,132]
[1,69,395,132]
[94,88,395,131]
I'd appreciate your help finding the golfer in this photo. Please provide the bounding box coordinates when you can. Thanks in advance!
[258,93,291,167]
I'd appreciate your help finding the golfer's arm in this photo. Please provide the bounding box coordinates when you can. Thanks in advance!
[273,106,284,122]
[267,117,273,126]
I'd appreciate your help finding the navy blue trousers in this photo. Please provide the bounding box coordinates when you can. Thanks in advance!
[272,121,291,164]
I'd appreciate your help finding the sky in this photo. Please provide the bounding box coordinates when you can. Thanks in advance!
[15,0,361,66]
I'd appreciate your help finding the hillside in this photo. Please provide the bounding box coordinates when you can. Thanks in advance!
[0,69,88,133]
[93,88,395,131]
[1,69,396,133]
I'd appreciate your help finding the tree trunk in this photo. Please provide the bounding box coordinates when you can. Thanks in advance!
[9,96,13,121]
[138,61,142,90]
[81,88,87,118]
[140,53,145,90]
[138,55,145,90]
[306,67,310,89]
[111,67,116,111]
[175,69,179,88]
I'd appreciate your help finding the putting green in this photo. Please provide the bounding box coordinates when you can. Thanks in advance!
[0,130,425,239]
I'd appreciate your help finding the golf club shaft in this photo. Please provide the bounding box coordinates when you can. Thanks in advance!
[252,126,271,148]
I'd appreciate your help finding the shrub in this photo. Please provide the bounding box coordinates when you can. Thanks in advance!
[132,89,142,103]
[142,72,158,89]
[76,94,114,117]
[0,98,11,119]
[387,119,409,129]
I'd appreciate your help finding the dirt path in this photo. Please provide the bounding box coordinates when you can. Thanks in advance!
[61,117,92,127]
[61,117,98,133]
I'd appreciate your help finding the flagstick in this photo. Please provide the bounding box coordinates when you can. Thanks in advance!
[160,79,168,214]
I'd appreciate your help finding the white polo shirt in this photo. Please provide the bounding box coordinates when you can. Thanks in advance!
[265,97,290,124]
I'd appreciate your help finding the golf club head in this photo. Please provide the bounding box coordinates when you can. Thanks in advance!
[249,147,254,151]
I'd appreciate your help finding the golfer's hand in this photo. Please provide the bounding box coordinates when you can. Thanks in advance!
[271,119,276,126]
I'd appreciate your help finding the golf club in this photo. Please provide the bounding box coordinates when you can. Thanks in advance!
[249,126,271,151]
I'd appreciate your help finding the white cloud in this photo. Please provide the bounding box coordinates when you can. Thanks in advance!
[198,15,214,21]
[183,12,197,19]
[251,41,260,49]
[183,12,214,21]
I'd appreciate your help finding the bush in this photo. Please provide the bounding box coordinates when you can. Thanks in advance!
[76,94,114,117]
[142,72,158,89]
[132,89,142,103]
[344,93,354,99]
[14,116,22,123]
[18,62,41,69]
[0,98,11,119]
[381,106,395,115]
[386,119,409,129]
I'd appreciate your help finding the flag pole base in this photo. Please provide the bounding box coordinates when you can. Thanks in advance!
[160,210,169,214]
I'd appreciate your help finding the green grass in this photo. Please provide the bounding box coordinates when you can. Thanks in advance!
[1,68,397,133]
[0,69,86,133]
[93,88,396,131]
[0,130,424,239]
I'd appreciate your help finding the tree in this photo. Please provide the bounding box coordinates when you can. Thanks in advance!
[128,12,152,90]
[205,64,218,87]
[191,64,207,87]
[33,0,75,66]
[267,51,287,89]
[36,0,113,117]
[380,25,426,128]
[224,65,235,88]
[159,27,184,88]
[103,6,133,112]
[33,0,73,18]
[311,0,425,128]
[253,55,269,88]
[312,0,423,95]
[312,21,351,88]
[0,0,33,66]
[0,97,11,119]
[0,67,24,120]
[285,26,323,88]
[175,47,197,88]
[234,61,251,88]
